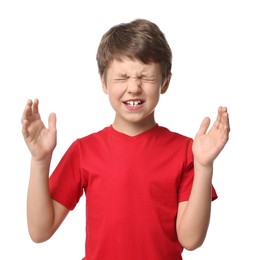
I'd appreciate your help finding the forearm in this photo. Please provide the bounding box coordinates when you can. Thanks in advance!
[27,157,55,242]
[177,163,213,250]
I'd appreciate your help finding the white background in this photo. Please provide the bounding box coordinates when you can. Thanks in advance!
[1,0,253,259]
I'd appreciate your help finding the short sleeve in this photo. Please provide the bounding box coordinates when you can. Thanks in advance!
[49,140,85,210]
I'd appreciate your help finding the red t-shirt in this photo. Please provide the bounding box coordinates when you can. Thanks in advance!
[49,124,217,260]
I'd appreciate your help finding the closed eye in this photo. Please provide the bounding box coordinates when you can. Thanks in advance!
[141,77,156,83]
[114,78,128,83]
[114,74,129,82]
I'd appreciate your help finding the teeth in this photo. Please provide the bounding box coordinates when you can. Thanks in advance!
[126,100,142,107]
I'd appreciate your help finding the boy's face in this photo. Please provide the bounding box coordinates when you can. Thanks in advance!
[101,58,170,133]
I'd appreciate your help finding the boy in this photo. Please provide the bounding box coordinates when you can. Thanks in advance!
[21,19,230,260]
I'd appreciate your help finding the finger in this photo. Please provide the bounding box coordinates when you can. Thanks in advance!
[48,113,57,132]
[21,119,30,139]
[21,99,33,124]
[32,98,39,115]
[221,108,230,133]
[195,117,210,138]
[221,107,229,123]
[213,106,228,129]
[214,106,222,123]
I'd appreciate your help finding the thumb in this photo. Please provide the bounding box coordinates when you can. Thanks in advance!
[48,112,57,132]
[195,117,210,139]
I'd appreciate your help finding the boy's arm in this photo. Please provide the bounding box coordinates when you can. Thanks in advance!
[22,99,69,242]
[176,107,230,250]
[27,157,69,243]
[176,165,213,250]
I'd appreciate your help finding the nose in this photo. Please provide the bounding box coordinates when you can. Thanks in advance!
[127,77,142,94]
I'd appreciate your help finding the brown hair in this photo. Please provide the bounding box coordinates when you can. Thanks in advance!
[96,19,172,82]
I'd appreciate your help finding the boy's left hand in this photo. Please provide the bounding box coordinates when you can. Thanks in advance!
[192,106,230,167]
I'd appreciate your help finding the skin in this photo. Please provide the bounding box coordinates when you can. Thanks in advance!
[102,58,170,136]
[21,58,230,250]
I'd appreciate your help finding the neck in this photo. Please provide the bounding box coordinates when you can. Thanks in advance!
[112,117,156,137]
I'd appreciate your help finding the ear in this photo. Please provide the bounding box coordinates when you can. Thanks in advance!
[161,75,171,94]
[101,75,108,94]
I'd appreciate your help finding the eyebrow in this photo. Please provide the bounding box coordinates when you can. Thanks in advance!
[116,73,128,77]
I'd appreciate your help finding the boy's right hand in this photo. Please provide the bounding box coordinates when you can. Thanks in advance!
[21,99,57,161]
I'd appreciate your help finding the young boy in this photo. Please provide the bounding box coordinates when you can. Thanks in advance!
[21,19,230,260]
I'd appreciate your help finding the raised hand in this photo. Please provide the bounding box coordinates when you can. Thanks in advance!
[21,99,57,161]
[192,106,230,167]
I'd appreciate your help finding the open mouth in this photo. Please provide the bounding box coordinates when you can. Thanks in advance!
[123,100,144,107]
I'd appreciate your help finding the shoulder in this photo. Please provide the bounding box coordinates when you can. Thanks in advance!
[157,125,193,144]
[73,126,111,149]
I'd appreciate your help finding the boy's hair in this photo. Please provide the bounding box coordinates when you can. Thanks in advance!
[96,19,172,82]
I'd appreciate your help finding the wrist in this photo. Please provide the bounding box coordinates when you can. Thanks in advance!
[31,155,52,168]
[194,160,213,175]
